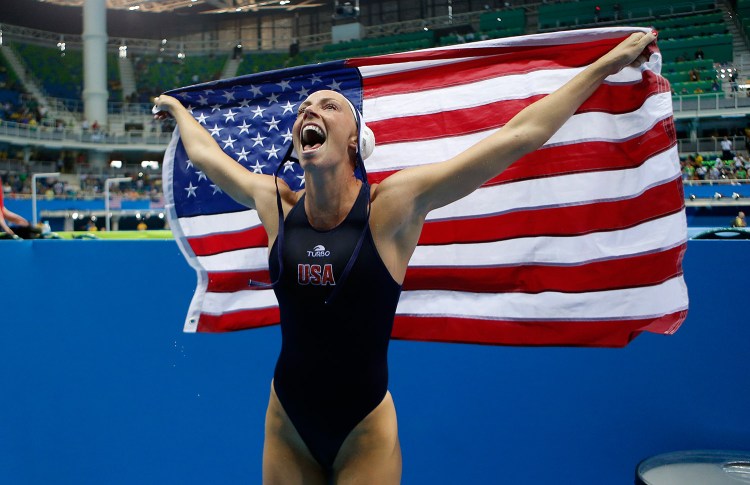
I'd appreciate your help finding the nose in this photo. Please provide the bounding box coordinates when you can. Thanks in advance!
[302,104,319,119]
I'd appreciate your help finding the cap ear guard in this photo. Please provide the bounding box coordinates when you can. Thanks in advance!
[343,98,376,161]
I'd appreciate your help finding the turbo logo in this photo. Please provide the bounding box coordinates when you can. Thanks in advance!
[307,244,331,258]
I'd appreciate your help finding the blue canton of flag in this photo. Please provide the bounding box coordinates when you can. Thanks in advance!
[167,61,364,218]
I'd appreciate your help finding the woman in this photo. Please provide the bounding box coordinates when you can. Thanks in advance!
[154,31,657,484]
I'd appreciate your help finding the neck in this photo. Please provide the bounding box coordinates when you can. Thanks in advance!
[303,165,362,230]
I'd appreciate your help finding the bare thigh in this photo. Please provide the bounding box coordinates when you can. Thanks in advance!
[263,381,402,485]
[262,382,326,485]
[332,392,402,485]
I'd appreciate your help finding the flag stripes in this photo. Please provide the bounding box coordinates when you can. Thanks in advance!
[164,27,688,345]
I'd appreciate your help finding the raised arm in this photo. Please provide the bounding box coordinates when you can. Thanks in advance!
[154,95,276,210]
[381,31,658,217]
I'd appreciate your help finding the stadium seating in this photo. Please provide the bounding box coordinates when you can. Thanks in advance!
[440,8,526,46]
[13,42,83,99]
[539,0,716,30]
[313,30,434,61]
[133,53,226,101]
[0,54,23,117]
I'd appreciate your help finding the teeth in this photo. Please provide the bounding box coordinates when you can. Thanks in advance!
[303,125,324,137]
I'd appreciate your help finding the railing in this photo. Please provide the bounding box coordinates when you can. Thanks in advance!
[671,92,750,113]
[676,135,747,154]
[0,120,172,146]
[45,97,155,116]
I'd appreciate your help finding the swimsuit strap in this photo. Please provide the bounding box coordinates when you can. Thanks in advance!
[324,181,370,305]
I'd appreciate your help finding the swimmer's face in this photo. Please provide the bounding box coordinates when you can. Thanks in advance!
[293,90,358,170]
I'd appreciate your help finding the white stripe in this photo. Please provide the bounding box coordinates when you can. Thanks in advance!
[201,289,278,314]
[395,275,688,321]
[366,92,673,171]
[178,209,262,238]
[197,247,269,272]
[426,146,679,221]
[363,65,648,123]
[357,27,651,79]
[410,211,687,267]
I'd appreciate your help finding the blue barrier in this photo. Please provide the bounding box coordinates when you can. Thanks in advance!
[3,198,155,221]
[0,240,748,484]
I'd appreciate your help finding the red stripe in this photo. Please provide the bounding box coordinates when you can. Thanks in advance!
[188,225,268,257]
[367,121,675,185]
[391,310,688,347]
[359,39,631,98]
[369,73,665,145]
[349,36,624,72]
[206,270,272,293]
[404,245,686,294]
[420,178,684,245]
[197,307,280,332]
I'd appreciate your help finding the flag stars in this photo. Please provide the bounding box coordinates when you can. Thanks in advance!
[266,92,280,104]
[186,104,195,114]
[211,103,222,113]
[237,119,251,135]
[265,145,281,160]
[223,109,237,122]
[235,147,250,162]
[210,184,223,195]
[250,161,266,173]
[184,182,198,198]
[281,128,293,143]
[308,73,322,84]
[251,133,267,147]
[195,112,208,124]
[196,171,208,181]
[238,98,251,108]
[176,92,190,99]
[209,124,223,137]
[296,86,310,99]
[281,101,296,115]
[327,79,342,91]
[249,85,263,97]
[277,79,292,91]
[185,159,194,170]
[265,116,281,131]
[222,135,237,149]
[251,106,266,118]
[283,160,296,172]
[222,90,236,102]
[197,95,209,106]
[297,174,305,186]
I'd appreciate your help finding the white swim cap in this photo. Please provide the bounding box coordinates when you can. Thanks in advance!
[342,98,376,161]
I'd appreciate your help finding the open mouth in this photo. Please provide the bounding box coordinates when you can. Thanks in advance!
[301,124,326,153]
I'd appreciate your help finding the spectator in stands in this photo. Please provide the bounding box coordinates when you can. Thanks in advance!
[711,79,720,92]
[730,70,739,92]
[680,87,689,95]
[736,164,747,180]
[693,87,704,94]
[733,211,746,228]
[721,136,733,160]
[0,176,29,239]
[137,220,148,231]
[694,48,704,60]
[689,68,700,82]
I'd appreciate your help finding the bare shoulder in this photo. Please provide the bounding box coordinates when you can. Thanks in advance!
[251,175,303,242]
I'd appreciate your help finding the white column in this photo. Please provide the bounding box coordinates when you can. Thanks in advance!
[82,0,108,133]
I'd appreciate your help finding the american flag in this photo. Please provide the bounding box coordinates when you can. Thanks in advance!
[162,26,688,347]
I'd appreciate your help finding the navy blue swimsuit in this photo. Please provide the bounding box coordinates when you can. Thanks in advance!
[269,183,402,471]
